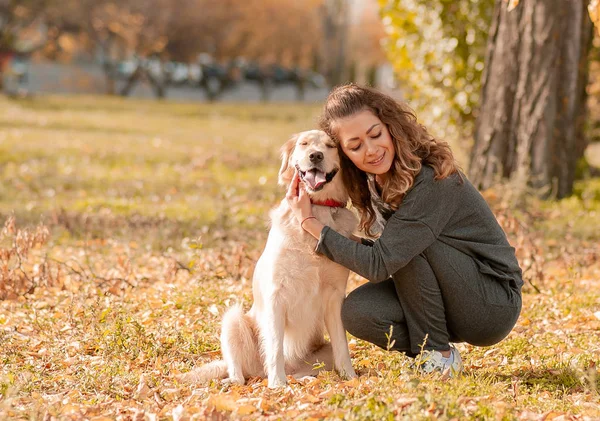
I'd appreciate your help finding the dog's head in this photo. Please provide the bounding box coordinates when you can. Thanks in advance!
[278,130,347,203]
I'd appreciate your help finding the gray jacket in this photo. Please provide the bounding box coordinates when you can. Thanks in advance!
[316,166,523,287]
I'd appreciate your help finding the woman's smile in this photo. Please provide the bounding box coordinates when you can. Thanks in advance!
[368,152,386,166]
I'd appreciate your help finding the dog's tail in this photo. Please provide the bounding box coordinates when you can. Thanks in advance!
[177,304,258,385]
[176,359,228,384]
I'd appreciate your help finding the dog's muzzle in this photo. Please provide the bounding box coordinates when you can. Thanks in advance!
[296,165,338,191]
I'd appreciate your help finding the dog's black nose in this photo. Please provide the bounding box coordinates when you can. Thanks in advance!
[309,151,324,163]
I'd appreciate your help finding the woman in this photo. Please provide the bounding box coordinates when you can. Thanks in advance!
[286,83,523,376]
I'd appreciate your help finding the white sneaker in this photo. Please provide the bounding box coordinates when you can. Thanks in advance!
[414,344,463,378]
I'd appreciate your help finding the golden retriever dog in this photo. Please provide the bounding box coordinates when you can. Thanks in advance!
[179,130,358,388]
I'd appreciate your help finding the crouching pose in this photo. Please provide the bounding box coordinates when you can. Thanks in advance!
[287,84,523,377]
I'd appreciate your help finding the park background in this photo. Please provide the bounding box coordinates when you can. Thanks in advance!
[1,0,600,419]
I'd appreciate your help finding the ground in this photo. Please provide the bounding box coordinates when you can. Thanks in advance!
[0,94,599,420]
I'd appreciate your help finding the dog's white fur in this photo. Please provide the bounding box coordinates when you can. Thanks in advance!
[179,130,358,388]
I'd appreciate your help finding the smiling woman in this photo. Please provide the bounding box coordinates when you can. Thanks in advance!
[286,83,524,378]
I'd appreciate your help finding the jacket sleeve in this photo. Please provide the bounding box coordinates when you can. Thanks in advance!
[315,216,437,283]
[315,168,461,283]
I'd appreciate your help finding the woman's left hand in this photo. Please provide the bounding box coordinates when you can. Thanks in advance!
[286,168,312,223]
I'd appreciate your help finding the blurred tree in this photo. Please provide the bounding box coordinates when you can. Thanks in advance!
[13,0,387,99]
[322,0,350,86]
[44,0,328,96]
[588,36,600,146]
[380,0,494,149]
[241,0,323,67]
[583,0,600,149]
[469,0,594,199]
[348,0,386,85]
[164,0,253,62]
[44,0,172,95]
[0,0,48,90]
[0,0,45,49]
[191,0,327,100]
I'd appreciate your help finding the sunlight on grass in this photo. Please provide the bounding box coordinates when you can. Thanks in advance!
[0,95,314,249]
[0,94,599,420]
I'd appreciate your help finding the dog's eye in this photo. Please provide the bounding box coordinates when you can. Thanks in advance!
[300,142,308,146]
[326,144,336,149]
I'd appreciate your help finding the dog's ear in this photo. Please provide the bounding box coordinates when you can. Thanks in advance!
[278,134,298,186]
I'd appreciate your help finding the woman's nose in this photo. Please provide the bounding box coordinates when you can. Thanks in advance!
[365,141,378,156]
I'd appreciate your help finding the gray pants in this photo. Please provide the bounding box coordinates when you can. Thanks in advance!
[341,241,522,356]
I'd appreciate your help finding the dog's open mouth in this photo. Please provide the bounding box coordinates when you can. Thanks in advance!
[296,165,338,191]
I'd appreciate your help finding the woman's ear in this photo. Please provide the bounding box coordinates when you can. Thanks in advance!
[278,134,298,186]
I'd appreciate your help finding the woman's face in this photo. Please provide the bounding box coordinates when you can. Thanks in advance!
[336,109,395,179]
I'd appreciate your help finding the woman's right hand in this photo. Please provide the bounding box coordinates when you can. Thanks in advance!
[286,169,313,225]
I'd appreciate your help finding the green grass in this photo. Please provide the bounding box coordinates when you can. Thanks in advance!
[0,94,599,420]
[0,94,319,250]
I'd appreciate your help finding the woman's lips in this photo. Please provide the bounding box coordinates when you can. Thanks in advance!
[368,152,385,166]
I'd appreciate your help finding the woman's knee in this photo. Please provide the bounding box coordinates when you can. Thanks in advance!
[341,290,363,335]
[341,280,403,337]
[342,287,389,340]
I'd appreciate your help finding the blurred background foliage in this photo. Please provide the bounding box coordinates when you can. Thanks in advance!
[379,0,494,152]
[1,0,600,177]
[8,0,386,84]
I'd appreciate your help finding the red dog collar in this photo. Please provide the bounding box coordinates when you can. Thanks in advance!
[311,199,346,208]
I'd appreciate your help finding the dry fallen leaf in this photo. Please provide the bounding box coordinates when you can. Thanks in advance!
[301,394,321,404]
[342,377,360,388]
[236,404,257,415]
[135,375,150,400]
[206,394,239,412]
[2,99,600,421]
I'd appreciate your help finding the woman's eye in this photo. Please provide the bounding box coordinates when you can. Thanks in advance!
[349,144,361,151]
[371,132,382,139]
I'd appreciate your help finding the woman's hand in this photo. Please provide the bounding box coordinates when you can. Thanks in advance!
[286,169,326,239]
[286,169,312,222]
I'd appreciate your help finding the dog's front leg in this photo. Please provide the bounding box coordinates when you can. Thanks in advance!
[260,299,287,388]
[325,291,357,379]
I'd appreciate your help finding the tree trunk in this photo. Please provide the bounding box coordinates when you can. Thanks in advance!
[322,0,349,87]
[120,65,141,97]
[469,0,594,198]
[0,51,13,93]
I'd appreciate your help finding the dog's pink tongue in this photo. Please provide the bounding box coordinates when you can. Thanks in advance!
[304,170,327,189]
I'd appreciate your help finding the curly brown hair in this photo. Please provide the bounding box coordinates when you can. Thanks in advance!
[318,83,460,236]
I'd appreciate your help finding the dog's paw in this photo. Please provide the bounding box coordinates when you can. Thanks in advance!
[231,374,246,385]
[339,367,358,380]
[221,376,245,386]
[267,376,287,389]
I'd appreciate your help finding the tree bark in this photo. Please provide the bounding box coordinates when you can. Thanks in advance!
[469,0,594,198]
